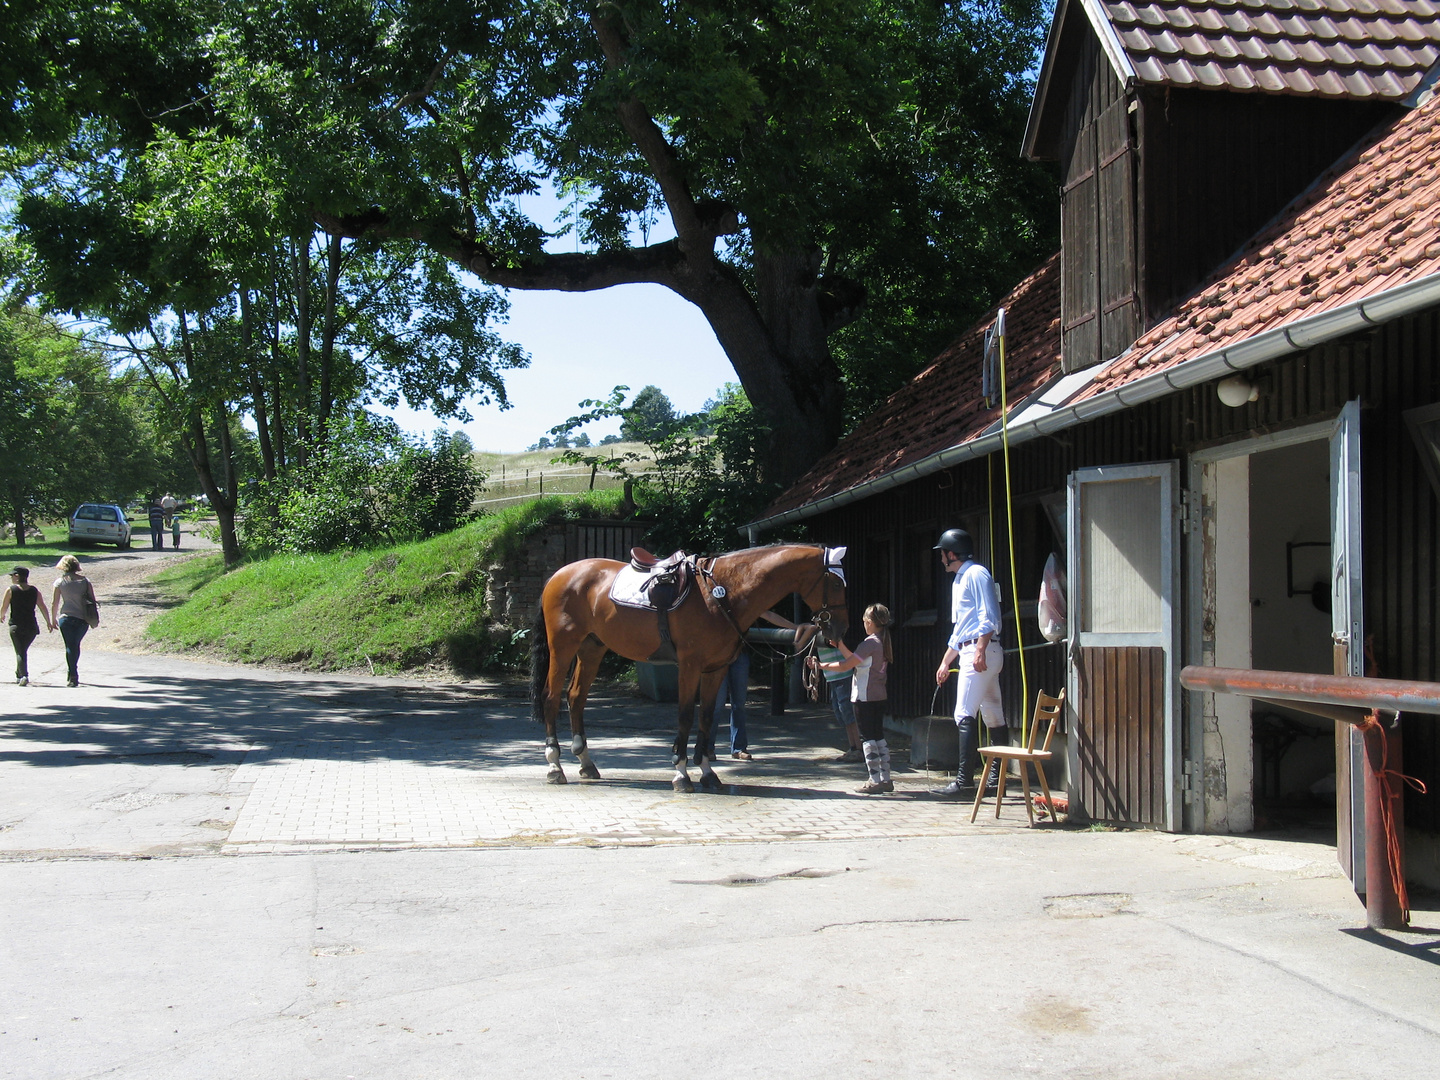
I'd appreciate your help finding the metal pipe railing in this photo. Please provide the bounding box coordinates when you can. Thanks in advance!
[1180,666,1440,930]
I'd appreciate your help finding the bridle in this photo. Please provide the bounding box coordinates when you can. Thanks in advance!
[696,547,847,655]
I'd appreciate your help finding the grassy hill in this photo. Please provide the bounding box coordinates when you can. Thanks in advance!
[147,490,628,675]
[471,442,656,511]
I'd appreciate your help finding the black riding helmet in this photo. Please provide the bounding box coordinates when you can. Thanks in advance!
[933,528,974,560]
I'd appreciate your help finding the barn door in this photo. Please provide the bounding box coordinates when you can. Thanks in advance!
[1331,400,1365,890]
[1067,462,1182,829]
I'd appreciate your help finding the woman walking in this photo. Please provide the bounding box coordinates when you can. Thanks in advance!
[51,555,96,687]
[2,567,53,685]
[810,603,894,794]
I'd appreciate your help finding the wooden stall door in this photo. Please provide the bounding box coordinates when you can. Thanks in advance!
[1067,463,1181,829]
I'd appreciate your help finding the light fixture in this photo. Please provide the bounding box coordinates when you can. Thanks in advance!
[1216,374,1259,407]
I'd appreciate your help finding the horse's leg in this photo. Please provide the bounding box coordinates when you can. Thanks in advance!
[568,636,607,780]
[544,629,585,787]
[694,667,727,788]
[670,663,702,793]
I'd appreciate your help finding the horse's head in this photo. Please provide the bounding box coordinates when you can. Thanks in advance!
[800,546,849,645]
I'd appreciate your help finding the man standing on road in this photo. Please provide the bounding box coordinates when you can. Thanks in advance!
[931,529,1009,797]
[160,492,177,527]
[147,498,165,551]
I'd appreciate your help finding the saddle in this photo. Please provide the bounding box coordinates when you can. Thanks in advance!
[610,549,696,665]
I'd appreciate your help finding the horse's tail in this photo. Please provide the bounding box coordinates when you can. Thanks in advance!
[529,602,550,724]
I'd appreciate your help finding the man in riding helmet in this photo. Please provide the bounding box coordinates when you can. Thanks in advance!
[932,528,1009,797]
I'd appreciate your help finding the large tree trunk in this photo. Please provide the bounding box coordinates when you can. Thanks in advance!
[670,250,845,485]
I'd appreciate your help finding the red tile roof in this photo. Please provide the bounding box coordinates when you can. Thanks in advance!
[1106,0,1440,99]
[1080,91,1440,398]
[763,256,1063,518]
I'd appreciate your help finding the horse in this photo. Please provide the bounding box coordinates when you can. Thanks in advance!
[529,544,848,792]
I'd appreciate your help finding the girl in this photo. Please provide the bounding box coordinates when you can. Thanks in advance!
[810,603,893,794]
[3,566,54,686]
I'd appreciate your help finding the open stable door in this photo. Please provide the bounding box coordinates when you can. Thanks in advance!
[1331,400,1365,891]
[1067,463,1182,829]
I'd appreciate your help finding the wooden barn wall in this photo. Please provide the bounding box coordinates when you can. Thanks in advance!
[1137,88,1394,325]
[802,308,1440,831]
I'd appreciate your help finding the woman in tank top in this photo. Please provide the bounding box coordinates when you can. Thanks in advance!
[3,566,53,686]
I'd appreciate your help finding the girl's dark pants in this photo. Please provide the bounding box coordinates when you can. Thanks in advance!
[58,615,88,683]
[10,623,38,680]
[855,699,886,742]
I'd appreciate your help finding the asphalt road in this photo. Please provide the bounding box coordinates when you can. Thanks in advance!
[3,649,1440,1079]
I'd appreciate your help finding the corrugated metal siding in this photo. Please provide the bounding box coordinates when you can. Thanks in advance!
[804,309,1440,831]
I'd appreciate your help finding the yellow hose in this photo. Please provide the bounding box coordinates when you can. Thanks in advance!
[997,313,1030,743]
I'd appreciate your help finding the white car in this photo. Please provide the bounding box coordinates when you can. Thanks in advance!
[68,503,133,549]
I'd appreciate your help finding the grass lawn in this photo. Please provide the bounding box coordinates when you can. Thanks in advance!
[147,490,628,675]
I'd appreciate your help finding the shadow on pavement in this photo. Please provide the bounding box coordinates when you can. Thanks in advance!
[1,670,867,790]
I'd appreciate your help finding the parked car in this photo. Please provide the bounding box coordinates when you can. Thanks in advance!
[68,503,133,549]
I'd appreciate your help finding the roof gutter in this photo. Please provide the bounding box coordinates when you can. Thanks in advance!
[747,270,1440,534]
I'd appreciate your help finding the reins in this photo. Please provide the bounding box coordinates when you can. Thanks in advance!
[694,548,843,673]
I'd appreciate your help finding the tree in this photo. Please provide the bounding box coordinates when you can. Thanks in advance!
[4,1,1055,486]
[0,311,156,542]
[620,385,676,441]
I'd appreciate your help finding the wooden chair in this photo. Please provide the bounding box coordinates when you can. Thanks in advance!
[970,689,1066,826]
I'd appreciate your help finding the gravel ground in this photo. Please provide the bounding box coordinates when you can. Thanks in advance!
[16,522,219,657]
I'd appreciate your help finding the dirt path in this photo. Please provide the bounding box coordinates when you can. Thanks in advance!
[20,523,219,656]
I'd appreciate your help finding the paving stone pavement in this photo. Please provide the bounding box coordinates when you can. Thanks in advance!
[2,649,1030,860]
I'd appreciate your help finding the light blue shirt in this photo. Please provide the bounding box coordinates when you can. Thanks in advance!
[948,560,1001,651]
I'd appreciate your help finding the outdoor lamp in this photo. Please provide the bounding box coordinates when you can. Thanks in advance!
[1217,374,1259,407]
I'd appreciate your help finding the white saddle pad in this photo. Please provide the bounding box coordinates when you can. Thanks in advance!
[610,565,692,611]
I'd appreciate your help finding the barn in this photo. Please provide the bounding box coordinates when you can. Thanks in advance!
[749,0,1440,892]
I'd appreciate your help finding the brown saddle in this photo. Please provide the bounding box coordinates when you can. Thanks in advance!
[630,547,687,573]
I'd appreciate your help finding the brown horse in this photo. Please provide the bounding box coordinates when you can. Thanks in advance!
[530,544,848,791]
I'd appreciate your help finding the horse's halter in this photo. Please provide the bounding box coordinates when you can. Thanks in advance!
[808,549,847,640]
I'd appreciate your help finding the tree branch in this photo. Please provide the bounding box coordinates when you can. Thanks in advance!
[313,208,687,292]
[382,50,453,119]
[590,11,726,258]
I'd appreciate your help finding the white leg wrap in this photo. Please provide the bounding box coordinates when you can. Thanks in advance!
[578,748,597,771]
[697,754,716,779]
[674,764,691,784]
[545,744,561,766]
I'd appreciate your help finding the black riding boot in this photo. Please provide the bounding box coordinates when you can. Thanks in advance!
[932,715,980,795]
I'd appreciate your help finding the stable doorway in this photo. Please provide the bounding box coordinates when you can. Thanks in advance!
[1188,415,1353,841]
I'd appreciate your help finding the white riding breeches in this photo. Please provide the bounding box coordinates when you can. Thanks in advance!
[954,641,1006,728]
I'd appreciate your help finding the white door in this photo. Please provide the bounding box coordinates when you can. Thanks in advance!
[1066,462,1183,829]
[1331,399,1365,890]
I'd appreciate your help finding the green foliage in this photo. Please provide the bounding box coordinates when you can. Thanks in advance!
[552,384,774,552]
[3,0,1057,484]
[620,385,677,442]
[149,489,627,673]
[240,414,486,554]
[0,311,163,536]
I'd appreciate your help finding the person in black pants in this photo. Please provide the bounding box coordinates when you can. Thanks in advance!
[147,498,165,550]
[2,567,54,686]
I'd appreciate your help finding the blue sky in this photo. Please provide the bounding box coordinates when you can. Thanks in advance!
[378,185,736,451]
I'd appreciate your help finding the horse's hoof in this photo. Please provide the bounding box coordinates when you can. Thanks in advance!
[672,776,694,794]
[579,762,602,780]
[547,768,568,785]
[700,772,725,791]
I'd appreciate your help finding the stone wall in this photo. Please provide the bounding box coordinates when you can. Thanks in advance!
[484,525,572,627]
